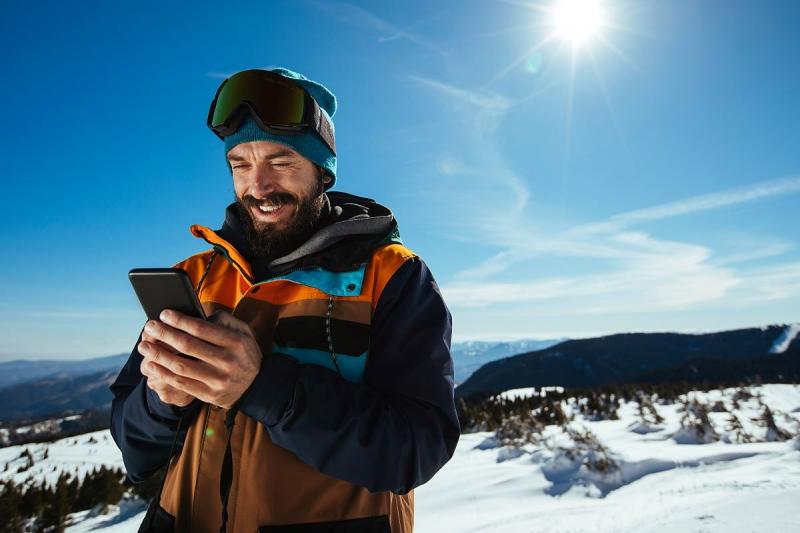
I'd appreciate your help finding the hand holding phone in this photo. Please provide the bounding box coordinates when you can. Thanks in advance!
[129,268,206,407]
[129,267,206,360]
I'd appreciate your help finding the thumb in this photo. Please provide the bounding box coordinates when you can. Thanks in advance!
[208,309,253,336]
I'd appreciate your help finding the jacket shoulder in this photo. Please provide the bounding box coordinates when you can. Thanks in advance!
[367,243,418,309]
[171,249,218,287]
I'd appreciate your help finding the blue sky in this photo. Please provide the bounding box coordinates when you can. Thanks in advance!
[1,0,798,360]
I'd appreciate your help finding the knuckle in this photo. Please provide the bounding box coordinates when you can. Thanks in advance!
[173,335,192,354]
[232,335,247,352]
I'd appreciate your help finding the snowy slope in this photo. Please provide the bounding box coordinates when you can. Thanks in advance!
[769,323,800,354]
[1,384,798,532]
[414,384,800,533]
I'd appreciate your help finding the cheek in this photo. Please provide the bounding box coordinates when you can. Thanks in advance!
[232,175,249,198]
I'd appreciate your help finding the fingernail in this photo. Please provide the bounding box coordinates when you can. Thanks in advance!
[144,321,156,334]
[160,309,173,322]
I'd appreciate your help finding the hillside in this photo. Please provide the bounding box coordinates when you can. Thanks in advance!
[456,323,800,398]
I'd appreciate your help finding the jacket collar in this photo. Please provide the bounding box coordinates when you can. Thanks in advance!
[190,191,402,282]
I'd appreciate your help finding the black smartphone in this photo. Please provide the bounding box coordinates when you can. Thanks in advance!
[128,268,207,321]
[129,268,206,360]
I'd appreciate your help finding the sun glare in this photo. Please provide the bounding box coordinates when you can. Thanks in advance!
[550,0,607,48]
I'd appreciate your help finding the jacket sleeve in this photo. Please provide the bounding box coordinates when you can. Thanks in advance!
[109,327,203,484]
[238,255,461,494]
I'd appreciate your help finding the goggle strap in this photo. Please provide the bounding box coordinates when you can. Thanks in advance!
[310,98,337,155]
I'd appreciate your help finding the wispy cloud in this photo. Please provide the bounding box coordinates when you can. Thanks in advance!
[571,175,800,235]
[408,75,513,112]
[406,72,799,340]
[306,1,449,59]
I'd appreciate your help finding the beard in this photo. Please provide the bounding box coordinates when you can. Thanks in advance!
[234,176,325,262]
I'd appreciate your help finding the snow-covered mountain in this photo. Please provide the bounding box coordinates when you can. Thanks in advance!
[2,384,798,532]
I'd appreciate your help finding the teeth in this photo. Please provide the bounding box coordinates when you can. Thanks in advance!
[258,203,282,212]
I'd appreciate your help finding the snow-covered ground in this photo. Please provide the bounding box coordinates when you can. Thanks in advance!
[1,384,799,532]
[415,384,800,532]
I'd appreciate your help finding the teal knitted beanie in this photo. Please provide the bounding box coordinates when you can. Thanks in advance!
[223,67,337,190]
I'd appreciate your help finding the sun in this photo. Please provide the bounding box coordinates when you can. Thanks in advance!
[549,0,607,49]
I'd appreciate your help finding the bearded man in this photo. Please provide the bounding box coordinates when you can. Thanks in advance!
[109,67,460,533]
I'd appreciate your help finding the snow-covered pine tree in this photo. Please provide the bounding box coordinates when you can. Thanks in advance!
[755,404,792,441]
[723,412,753,443]
[637,393,665,425]
[563,425,618,473]
[676,399,719,444]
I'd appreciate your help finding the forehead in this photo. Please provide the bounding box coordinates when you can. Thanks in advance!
[226,141,301,161]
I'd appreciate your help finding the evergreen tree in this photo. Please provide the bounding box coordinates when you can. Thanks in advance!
[21,478,45,523]
[0,480,24,533]
[38,473,70,533]
[75,466,100,512]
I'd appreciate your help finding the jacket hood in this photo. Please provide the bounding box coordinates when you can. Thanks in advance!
[191,191,402,282]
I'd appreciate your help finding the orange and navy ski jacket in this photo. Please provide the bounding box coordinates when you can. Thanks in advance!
[109,191,460,532]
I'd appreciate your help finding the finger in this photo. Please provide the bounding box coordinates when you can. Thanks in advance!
[144,319,225,364]
[155,363,212,403]
[161,308,245,347]
[139,339,220,384]
[145,375,191,406]
[140,358,153,378]
[142,330,174,351]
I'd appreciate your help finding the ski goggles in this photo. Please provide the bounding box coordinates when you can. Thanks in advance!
[206,69,336,155]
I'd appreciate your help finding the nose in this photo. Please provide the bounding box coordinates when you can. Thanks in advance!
[249,164,286,196]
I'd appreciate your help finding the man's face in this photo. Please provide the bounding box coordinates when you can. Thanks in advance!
[227,140,332,260]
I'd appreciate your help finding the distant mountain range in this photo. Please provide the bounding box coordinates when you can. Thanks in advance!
[0,340,556,422]
[450,338,568,384]
[455,323,800,398]
[2,323,798,423]
[0,369,119,422]
[0,353,127,389]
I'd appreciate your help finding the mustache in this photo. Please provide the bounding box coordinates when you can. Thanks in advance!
[241,192,296,207]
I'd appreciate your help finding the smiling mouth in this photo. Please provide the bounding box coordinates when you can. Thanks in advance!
[251,201,291,221]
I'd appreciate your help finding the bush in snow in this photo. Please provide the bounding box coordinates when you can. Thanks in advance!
[535,398,570,427]
[494,411,543,448]
[753,404,793,442]
[710,400,728,413]
[722,413,753,443]
[674,399,719,444]
[730,386,753,410]
[578,391,620,421]
[563,425,619,474]
[637,394,665,425]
